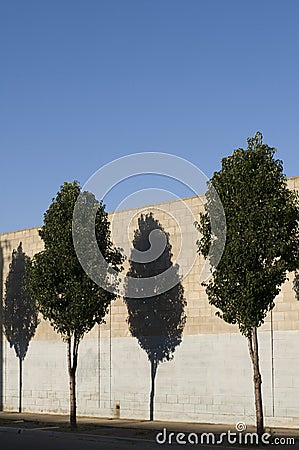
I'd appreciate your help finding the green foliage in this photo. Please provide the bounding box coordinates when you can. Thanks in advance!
[196,132,299,337]
[26,181,123,340]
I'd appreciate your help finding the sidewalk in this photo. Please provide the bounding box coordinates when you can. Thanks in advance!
[0,411,298,439]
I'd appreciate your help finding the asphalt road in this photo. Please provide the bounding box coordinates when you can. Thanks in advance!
[1,429,298,450]
[0,430,196,450]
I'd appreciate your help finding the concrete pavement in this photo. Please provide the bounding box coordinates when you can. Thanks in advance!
[0,411,298,439]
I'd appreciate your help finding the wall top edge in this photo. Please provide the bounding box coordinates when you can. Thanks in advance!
[0,225,41,239]
[107,194,205,215]
[0,195,206,238]
[1,175,298,238]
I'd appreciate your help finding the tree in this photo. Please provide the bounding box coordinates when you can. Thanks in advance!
[3,242,38,413]
[196,132,299,436]
[124,213,186,420]
[26,181,123,428]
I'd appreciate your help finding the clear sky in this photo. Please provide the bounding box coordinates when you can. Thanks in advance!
[1,0,299,234]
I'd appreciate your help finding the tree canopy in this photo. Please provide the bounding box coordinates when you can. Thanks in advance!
[197,132,299,337]
[27,181,123,339]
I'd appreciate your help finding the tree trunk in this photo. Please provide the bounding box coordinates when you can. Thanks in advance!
[149,357,157,421]
[19,357,22,413]
[67,336,79,430]
[69,369,76,429]
[248,327,264,437]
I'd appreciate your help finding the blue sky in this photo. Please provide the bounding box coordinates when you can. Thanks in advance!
[1,0,299,233]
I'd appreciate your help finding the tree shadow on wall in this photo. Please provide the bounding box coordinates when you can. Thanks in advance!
[0,243,5,411]
[124,213,186,420]
[293,272,299,308]
[0,239,11,411]
[3,242,39,412]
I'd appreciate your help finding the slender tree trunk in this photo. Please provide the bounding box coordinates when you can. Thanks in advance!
[19,357,22,413]
[248,327,264,437]
[149,357,157,421]
[67,336,79,429]
[69,368,76,429]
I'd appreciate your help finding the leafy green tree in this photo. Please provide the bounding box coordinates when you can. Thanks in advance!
[196,133,299,436]
[26,181,123,428]
[124,213,186,420]
[3,242,38,412]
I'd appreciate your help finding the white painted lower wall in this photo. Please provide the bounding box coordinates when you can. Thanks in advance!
[3,329,299,428]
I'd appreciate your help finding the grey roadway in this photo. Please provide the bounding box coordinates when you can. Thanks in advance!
[1,427,299,450]
[0,429,229,450]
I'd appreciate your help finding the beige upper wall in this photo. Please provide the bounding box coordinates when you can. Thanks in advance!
[1,176,299,341]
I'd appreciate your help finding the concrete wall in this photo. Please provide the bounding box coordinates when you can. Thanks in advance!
[0,176,299,427]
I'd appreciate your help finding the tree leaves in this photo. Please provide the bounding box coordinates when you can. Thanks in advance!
[197,132,299,337]
[26,181,124,341]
